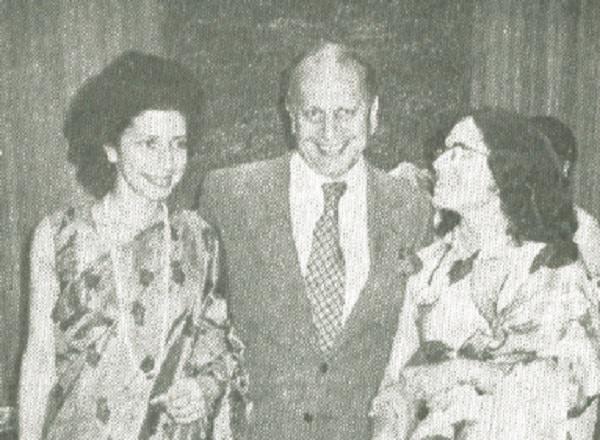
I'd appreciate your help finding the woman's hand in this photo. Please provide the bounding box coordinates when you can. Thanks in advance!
[151,378,210,425]
[371,379,418,440]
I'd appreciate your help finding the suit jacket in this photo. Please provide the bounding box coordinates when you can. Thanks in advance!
[198,153,432,440]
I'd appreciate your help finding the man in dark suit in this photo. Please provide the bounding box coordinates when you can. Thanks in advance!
[198,42,432,440]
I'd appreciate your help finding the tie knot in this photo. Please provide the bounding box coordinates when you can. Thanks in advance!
[322,181,347,212]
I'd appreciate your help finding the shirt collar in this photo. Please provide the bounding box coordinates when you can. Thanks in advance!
[290,151,367,194]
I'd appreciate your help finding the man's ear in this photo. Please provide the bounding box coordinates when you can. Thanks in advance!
[369,95,379,135]
[103,144,118,164]
[563,160,572,180]
[286,100,297,134]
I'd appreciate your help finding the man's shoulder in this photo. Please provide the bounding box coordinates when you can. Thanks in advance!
[204,154,289,194]
[370,164,412,191]
[368,164,434,247]
[369,164,431,209]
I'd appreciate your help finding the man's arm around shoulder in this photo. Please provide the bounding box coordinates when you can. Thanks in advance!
[391,173,435,250]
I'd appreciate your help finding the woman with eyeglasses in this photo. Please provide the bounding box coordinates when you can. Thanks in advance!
[19,52,249,439]
[371,108,600,439]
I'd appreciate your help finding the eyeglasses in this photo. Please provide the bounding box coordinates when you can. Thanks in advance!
[435,142,489,161]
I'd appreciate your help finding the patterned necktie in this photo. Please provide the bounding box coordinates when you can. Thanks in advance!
[305,181,348,352]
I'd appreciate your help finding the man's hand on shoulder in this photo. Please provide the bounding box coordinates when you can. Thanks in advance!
[388,162,433,194]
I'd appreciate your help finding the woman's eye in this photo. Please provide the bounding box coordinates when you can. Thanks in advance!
[335,108,356,119]
[140,138,159,149]
[303,108,323,122]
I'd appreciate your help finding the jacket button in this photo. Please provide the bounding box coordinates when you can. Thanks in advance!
[303,412,313,423]
[319,362,328,373]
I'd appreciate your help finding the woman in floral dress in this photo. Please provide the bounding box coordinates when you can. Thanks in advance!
[19,52,249,439]
[372,109,600,440]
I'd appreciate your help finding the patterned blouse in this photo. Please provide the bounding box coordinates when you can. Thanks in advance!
[34,204,249,439]
[373,230,600,440]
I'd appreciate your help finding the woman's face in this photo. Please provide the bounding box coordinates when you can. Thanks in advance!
[106,110,188,202]
[432,117,498,212]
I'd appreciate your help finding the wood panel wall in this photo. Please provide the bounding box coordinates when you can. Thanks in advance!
[165,0,475,208]
[471,0,600,215]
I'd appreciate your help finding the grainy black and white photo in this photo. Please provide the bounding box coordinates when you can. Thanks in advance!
[2,1,600,439]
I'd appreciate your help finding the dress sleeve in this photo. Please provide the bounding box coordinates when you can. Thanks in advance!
[496,265,600,439]
[380,283,421,390]
[19,216,58,440]
[375,242,449,394]
[499,262,600,403]
[575,206,600,281]
[553,275,600,403]
[188,221,250,439]
[516,263,600,406]
[370,278,421,440]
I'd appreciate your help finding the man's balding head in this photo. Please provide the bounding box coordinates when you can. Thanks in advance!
[286,42,377,111]
[283,42,379,178]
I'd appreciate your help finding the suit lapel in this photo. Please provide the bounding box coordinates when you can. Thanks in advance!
[250,158,410,354]
[333,165,406,352]
[250,154,316,342]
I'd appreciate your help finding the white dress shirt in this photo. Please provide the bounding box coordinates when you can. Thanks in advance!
[289,152,370,323]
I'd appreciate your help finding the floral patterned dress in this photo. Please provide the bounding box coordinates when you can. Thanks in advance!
[373,231,600,440]
[39,205,249,439]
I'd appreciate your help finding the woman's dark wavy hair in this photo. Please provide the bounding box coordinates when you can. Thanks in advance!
[472,108,577,244]
[429,108,577,250]
[63,51,204,198]
[529,115,577,181]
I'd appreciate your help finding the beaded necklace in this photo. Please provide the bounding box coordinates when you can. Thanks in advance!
[100,197,171,377]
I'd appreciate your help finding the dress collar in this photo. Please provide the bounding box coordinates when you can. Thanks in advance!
[443,223,516,261]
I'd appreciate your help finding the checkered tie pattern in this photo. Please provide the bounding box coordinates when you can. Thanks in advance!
[305,181,347,352]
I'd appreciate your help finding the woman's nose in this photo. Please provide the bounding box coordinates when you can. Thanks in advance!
[157,144,174,171]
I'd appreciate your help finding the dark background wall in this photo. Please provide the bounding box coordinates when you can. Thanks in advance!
[166,0,474,208]
[1,0,599,418]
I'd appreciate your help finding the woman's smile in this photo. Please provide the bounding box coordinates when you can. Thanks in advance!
[142,173,173,188]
